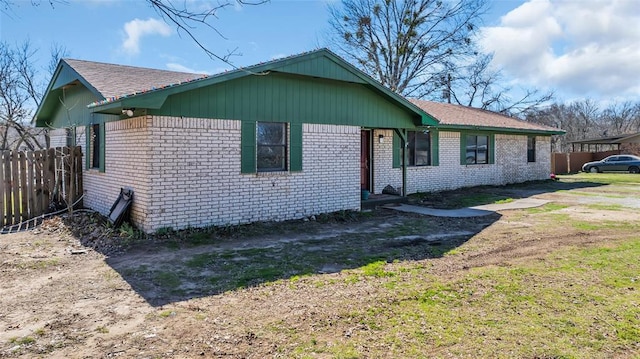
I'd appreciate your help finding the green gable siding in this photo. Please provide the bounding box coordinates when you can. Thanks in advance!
[48,85,100,128]
[272,56,367,84]
[149,73,419,129]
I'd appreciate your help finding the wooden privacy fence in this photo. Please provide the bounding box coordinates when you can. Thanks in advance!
[0,146,83,228]
[551,150,621,174]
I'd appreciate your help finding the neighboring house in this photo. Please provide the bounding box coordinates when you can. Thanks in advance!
[568,133,640,156]
[35,49,563,233]
[0,124,49,151]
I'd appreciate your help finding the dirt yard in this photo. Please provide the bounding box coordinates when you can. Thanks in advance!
[1,176,639,358]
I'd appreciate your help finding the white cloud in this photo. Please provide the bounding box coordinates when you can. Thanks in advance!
[121,18,172,55]
[479,0,640,100]
[165,63,216,75]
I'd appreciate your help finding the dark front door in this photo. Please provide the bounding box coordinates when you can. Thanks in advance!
[361,130,371,191]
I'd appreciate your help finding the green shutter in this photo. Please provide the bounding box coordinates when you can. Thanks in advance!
[392,131,401,168]
[85,125,91,170]
[431,130,439,166]
[489,133,495,164]
[241,121,256,173]
[460,133,467,165]
[99,123,105,173]
[289,123,303,172]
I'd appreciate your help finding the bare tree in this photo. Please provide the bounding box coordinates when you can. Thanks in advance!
[601,102,640,135]
[524,103,583,153]
[0,41,66,151]
[523,99,640,152]
[328,0,487,98]
[448,53,554,117]
[147,0,267,65]
[1,0,65,11]
[2,0,267,68]
[328,0,558,117]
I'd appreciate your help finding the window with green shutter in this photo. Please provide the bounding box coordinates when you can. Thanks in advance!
[86,123,105,172]
[393,129,438,167]
[461,133,494,165]
[241,121,302,173]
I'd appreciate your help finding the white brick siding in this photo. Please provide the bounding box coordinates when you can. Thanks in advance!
[372,131,551,194]
[51,118,552,233]
[75,116,360,233]
[84,117,152,229]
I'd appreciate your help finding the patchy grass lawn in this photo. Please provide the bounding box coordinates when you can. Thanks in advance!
[1,174,639,358]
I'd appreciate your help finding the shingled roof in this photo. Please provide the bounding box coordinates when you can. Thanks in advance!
[63,59,206,99]
[411,99,564,134]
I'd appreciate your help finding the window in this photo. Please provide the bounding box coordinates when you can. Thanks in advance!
[527,136,536,162]
[257,122,287,172]
[407,130,431,166]
[91,124,101,169]
[393,130,439,168]
[465,134,489,164]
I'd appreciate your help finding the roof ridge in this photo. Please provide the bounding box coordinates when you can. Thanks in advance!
[63,58,204,76]
[88,48,373,109]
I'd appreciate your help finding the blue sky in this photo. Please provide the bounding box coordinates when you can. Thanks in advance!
[1,0,639,105]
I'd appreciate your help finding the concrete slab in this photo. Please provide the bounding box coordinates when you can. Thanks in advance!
[383,198,551,218]
[470,198,550,211]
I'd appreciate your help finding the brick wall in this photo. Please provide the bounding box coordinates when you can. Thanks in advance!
[371,131,552,194]
[83,117,153,229]
[142,118,360,232]
[69,116,360,232]
[51,119,552,232]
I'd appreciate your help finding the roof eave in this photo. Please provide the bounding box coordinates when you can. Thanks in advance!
[88,49,435,127]
[435,124,565,135]
[35,60,106,126]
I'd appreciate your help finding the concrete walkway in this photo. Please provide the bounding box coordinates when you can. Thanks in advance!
[383,198,550,218]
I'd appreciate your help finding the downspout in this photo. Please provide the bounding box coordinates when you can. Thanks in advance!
[393,128,407,197]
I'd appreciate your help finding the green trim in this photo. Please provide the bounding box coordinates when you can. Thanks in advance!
[35,60,105,127]
[431,129,439,166]
[459,133,467,165]
[437,124,564,136]
[85,125,90,170]
[488,133,495,164]
[99,123,105,172]
[392,131,401,168]
[289,123,303,172]
[87,49,433,128]
[241,121,257,174]
[460,132,494,165]
[392,129,408,168]
[421,113,439,127]
[84,123,105,172]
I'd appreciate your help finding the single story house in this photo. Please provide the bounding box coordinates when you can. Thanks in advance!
[568,133,640,156]
[35,48,564,233]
